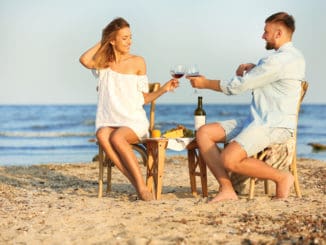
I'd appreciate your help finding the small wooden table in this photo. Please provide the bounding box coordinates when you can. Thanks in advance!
[144,138,207,200]
[144,138,169,200]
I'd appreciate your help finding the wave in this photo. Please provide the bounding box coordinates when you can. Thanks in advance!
[26,120,95,130]
[0,131,95,138]
[82,119,95,126]
[0,144,96,151]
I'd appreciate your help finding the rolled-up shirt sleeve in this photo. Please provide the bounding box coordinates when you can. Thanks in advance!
[220,42,305,130]
[220,56,282,95]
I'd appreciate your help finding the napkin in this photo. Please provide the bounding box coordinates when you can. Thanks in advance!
[167,138,194,151]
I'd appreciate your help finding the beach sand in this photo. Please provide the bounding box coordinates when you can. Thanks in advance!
[0,156,325,244]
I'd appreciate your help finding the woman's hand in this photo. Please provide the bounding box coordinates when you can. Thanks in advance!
[79,42,101,69]
[163,79,179,92]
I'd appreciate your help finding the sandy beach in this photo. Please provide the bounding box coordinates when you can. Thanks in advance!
[0,156,325,244]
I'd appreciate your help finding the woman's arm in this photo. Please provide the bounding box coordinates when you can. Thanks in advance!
[143,79,179,104]
[79,42,101,69]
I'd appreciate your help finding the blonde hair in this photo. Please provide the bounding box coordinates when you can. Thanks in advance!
[93,17,130,68]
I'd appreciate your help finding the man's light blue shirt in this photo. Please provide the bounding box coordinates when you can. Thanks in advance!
[220,42,305,131]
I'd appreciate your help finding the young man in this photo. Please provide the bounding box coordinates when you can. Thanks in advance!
[186,12,305,203]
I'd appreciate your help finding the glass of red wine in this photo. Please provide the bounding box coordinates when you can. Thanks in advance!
[186,64,200,93]
[170,64,186,79]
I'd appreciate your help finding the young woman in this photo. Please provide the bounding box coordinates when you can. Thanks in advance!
[80,17,178,201]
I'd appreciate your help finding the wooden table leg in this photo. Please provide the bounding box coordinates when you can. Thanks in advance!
[198,154,208,197]
[187,149,198,196]
[187,140,208,198]
[146,144,155,195]
[155,140,168,200]
[145,138,168,200]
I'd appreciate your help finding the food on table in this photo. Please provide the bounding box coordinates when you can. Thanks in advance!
[151,129,161,138]
[163,125,194,138]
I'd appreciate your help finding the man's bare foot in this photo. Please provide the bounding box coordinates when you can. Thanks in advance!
[208,190,238,204]
[138,189,154,201]
[275,172,294,199]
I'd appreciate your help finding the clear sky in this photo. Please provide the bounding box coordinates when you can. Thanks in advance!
[1,0,325,105]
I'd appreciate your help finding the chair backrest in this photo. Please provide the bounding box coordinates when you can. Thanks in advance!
[148,83,161,135]
[299,81,308,104]
[296,81,308,129]
[256,80,308,162]
[293,81,309,153]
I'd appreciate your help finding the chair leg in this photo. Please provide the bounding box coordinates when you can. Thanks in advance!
[291,155,302,198]
[98,145,104,198]
[249,178,271,199]
[264,180,270,195]
[249,178,255,200]
[106,160,112,193]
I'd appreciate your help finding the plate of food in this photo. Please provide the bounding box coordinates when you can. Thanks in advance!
[162,125,194,151]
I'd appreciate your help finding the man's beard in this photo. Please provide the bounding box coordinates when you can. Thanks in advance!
[265,41,275,50]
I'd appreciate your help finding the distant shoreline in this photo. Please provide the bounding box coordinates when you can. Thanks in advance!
[1,102,326,106]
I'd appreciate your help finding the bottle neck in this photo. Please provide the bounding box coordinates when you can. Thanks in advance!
[197,97,203,109]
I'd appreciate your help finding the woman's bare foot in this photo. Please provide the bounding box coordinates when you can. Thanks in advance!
[275,172,294,199]
[138,189,154,201]
[208,189,238,203]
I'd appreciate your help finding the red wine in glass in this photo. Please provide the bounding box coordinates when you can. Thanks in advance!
[172,73,185,79]
[170,65,186,79]
[186,64,200,93]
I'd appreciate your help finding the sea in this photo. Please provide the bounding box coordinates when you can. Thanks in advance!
[0,104,325,166]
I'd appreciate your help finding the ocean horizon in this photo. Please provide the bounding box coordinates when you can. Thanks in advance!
[0,103,325,166]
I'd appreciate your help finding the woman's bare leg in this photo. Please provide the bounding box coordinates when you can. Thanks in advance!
[110,127,153,201]
[96,127,137,187]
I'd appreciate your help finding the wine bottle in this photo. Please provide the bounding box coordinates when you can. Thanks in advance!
[194,96,206,132]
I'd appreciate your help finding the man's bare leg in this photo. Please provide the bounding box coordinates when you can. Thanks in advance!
[197,123,294,202]
[223,142,294,199]
[196,124,238,203]
[275,173,294,199]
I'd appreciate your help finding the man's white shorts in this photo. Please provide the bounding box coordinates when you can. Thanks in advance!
[219,119,293,157]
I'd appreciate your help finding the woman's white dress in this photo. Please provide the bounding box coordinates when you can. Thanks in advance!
[92,68,149,139]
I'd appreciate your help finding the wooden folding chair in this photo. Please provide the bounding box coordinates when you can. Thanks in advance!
[249,81,309,199]
[97,83,160,197]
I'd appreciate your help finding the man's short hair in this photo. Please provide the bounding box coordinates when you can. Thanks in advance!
[265,12,295,33]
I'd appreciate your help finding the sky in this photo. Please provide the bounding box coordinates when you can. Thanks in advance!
[1,0,325,105]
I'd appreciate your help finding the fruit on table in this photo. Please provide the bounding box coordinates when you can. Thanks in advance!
[151,129,161,138]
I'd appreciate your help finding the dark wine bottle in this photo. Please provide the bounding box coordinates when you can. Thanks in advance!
[194,96,206,132]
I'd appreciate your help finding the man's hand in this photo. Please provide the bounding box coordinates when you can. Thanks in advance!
[236,63,256,76]
[186,75,222,92]
[186,75,207,89]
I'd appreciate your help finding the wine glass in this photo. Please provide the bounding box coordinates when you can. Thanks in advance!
[170,64,186,79]
[186,64,200,93]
